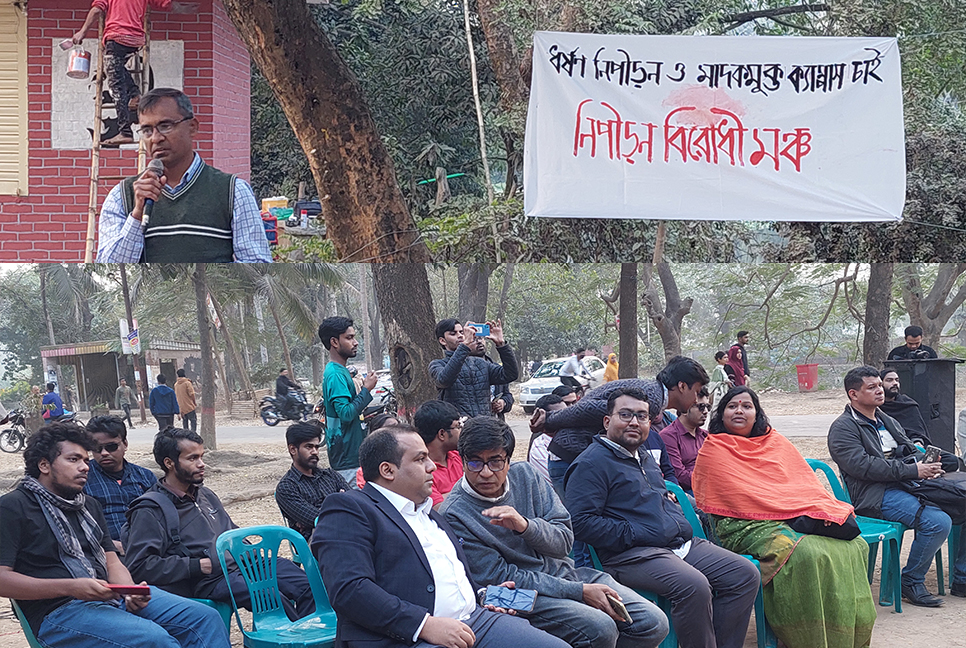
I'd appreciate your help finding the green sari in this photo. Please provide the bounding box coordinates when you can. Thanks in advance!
[713,516,876,648]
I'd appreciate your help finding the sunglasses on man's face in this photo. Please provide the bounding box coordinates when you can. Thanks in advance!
[694,404,711,412]
[97,442,121,453]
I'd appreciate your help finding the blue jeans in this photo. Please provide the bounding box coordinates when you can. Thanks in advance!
[549,459,590,568]
[880,488,966,586]
[525,567,669,648]
[37,586,230,648]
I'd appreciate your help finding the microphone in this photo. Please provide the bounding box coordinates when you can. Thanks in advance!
[142,158,164,228]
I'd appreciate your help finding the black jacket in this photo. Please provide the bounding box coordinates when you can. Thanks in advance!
[428,343,519,417]
[124,481,237,598]
[827,405,922,517]
[565,436,691,565]
[879,394,931,446]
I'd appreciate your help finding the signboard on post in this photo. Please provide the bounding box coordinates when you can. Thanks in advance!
[524,32,905,222]
[119,318,139,354]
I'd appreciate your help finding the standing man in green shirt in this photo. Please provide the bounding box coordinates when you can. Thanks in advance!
[320,316,377,488]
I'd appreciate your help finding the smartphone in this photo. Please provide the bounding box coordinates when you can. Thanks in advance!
[605,593,633,623]
[483,585,537,612]
[921,445,942,464]
[107,584,151,596]
[466,322,491,337]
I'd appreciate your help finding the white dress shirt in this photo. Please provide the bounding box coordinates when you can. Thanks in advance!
[370,483,477,639]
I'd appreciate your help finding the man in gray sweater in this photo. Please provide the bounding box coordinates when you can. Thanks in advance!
[440,416,668,648]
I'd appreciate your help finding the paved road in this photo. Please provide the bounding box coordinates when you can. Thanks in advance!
[123,413,838,446]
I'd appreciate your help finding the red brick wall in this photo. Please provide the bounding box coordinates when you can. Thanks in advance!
[0,0,251,262]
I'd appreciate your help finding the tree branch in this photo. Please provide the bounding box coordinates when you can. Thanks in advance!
[724,4,830,31]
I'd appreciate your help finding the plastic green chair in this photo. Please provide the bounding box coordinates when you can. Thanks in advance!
[587,545,678,648]
[189,598,234,629]
[806,459,903,611]
[10,600,43,648]
[216,525,338,648]
[664,481,777,648]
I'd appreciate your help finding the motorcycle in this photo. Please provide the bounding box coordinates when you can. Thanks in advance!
[308,386,397,439]
[0,408,28,453]
[259,389,313,426]
[0,408,77,453]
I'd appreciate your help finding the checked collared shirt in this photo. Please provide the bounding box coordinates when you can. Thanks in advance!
[83,459,158,541]
[275,465,350,540]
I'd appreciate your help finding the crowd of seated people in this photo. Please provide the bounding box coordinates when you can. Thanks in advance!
[5,354,966,648]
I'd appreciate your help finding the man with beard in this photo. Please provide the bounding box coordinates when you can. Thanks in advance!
[125,428,316,619]
[468,332,514,421]
[321,316,378,487]
[429,318,519,417]
[878,369,932,446]
[275,421,350,541]
[659,387,711,492]
[0,422,229,648]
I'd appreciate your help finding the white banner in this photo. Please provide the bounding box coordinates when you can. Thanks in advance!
[524,32,905,222]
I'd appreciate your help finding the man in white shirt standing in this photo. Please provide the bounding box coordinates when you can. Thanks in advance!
[312,425,569,648]
[559,348,593,394]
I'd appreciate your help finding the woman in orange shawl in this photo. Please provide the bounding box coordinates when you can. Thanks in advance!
[692,386,875,648]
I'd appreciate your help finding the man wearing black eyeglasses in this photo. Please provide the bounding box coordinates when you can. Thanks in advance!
[83,416,157,554]
[658,387,710,493]
[566,388,759,648]
[97,87,272,263]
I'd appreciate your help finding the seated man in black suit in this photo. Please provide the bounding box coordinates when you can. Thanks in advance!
[312,424,570,648]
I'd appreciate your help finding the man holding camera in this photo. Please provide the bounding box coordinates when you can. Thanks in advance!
[887,325,938,360]
[429,319,519,418]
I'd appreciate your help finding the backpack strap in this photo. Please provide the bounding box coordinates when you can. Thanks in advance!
[125,491,191,558]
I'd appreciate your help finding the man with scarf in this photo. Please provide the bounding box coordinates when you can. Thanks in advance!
[0,421,229,648]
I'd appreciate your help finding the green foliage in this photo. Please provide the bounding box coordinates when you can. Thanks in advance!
[0,380,32,408]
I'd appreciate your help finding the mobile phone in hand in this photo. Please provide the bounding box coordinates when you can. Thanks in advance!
[605,593,633,623]
[107,584,150,596]
[921,445,942,464]
[466,322,491,337]
[483,585,537,612]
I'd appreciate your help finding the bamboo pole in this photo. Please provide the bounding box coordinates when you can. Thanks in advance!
[83,17,106,263]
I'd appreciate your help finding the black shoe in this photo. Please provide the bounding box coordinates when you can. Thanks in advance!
[901,583,944,607]
[951,582,966,598]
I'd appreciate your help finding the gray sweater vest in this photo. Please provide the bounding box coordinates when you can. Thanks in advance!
[122,163,236,262]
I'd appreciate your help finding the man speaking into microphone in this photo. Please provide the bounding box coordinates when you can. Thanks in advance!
[96,88,272,262]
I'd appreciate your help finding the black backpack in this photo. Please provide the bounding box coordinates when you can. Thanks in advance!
[121,491,191,560]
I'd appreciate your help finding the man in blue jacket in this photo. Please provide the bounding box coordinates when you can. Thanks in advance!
[565,387,759,648]
[149,374,179,431]
[42,383,64,420]
[429,318,519,418]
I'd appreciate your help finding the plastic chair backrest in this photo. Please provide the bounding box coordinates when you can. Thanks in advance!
[805,459,852,504]
[215,525,331,632]
[665,480,707,540]
[10,600,43,648]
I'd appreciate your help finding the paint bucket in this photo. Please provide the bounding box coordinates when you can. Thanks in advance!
[67,46,91,79]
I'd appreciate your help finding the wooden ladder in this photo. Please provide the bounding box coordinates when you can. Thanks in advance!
[83,11,152,263]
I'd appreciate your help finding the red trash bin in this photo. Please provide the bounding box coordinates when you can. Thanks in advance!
[795,363,819,392]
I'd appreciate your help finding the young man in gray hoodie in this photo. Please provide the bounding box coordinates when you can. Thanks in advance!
[440,416,668,648]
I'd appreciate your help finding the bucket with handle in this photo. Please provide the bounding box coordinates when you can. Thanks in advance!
[67,46,91,79]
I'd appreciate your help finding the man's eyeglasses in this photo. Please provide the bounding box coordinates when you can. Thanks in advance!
[465,456,507,473]
[615,410,649,422]
[136,115,192,138]
[97,442,121,453]
[693,403,711,412]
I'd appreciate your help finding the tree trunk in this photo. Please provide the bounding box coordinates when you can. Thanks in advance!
[898,263,966,348]
[496,263,514,321]
[221,0,430,263]
[212,333,233,417]
[368,268,384,370]
[253,298,269,365]
[119,264,148,423]
[372,264,442,419]
[38,267,66,394]
[207,290,255,400]
[641,263,692,361]
[357,264,374,372]
[457,264,492,323]
[618,263,639,378]
[192,264,217,450]
[863,263,894,367]
[269,301,296,381]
